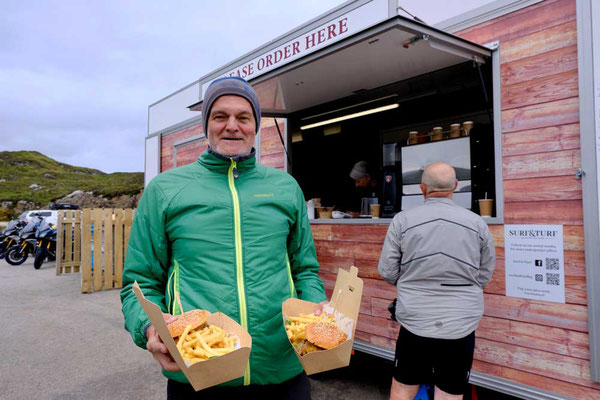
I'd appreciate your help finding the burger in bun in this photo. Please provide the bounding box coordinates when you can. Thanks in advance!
[167,309,209,338]
[305,321,347,349]
[285,313,348,356]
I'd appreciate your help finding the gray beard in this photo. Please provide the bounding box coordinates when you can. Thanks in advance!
[214,148,250,158]
[208,145,255,161]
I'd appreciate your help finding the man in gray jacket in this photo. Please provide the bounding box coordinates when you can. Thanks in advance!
[378,162,495,400]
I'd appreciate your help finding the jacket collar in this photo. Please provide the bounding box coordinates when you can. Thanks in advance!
[197,146,257,174]
[424,197,455,205]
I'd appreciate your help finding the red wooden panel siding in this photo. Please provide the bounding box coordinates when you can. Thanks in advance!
[261,121,286,156]
[260,118,285,170]
[314,240,384,261]
[563,250,587,277]
[318,255,380,279]
[371,297,395,319]
[476,316,590,359]
[474,360,600,400]
[500,20,578,64]
[176,139,208,167]
[458,0,575,45]
[356,313,400,340]
[503,149,581,180]
[311,224,389,243]
[475,338,600,389]
[261,137,285,157]
[504,200,583,225]
[483,293,588,333]
[355,331,396,350]
[501,45,578,86]
[504,176,582,202]
[160,122,204,172]
[260,153,285,170]
[501,97,579,133]
[501,70,578,110]
[161,139,174,172]
[502,123,580,157]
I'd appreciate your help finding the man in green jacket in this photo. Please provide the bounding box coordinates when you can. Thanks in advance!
[120,77,327,399]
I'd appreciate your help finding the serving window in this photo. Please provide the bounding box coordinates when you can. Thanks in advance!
[287,59,499,222]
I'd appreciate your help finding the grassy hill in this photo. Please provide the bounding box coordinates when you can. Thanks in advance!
[0,151,143,207]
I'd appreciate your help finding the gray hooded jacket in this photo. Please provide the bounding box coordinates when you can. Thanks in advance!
[378,197,495,339]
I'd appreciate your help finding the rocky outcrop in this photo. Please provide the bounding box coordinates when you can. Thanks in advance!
[0,191,142,221]
[53,190,142,209]
[14,200,36,214]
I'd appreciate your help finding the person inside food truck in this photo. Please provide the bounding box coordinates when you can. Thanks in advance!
[350,160,373,188]
[345,160,378,215]
[120,76,327,400]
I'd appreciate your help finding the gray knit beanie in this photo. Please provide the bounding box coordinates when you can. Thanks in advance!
[201,77,261,134]
[350,161,370,180]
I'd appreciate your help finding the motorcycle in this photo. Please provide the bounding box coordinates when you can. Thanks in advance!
[5,215,43,266]
[0,219,26,259]
[34,219,57,269]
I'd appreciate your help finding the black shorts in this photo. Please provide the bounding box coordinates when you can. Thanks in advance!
[393,327,475,395]
[167,372,311,400]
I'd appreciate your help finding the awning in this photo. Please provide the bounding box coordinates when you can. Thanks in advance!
[190,15,492,117]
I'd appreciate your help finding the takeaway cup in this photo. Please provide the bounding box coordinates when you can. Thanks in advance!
[431,127,443,141]
[479,199,493,217]
[450,123,461,138]
[370,204,380,218]
[408,131,418,145]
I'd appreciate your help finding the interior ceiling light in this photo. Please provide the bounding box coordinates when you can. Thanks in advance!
[301,94,398,121]
[300,103,399,130]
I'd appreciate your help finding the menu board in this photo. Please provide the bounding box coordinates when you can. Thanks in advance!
[504,225,565,303]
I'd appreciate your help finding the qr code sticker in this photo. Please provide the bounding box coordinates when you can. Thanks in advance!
[546,258,559,270]
[546,273,560,286]
[535,274,543,282]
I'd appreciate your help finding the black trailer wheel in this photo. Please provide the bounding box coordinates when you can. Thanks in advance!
[5,247,27,265]
[34,247,47,269]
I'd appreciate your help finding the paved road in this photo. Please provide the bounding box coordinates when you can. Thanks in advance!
[0,258,392,400]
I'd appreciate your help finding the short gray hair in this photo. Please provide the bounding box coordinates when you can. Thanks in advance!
[421,163,456,193]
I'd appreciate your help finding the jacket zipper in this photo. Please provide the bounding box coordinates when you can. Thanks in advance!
[172,260,182,315]
[285,253,295,298]
[228,159,250,385]
[167,267,175,315]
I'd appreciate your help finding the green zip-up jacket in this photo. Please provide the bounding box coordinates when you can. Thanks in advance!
[120,148,327,386]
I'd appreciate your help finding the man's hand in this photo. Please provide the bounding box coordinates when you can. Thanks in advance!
[313,301,329,316]
[146,313,180,371]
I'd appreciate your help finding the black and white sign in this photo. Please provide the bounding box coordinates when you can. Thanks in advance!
[505,225,565,303]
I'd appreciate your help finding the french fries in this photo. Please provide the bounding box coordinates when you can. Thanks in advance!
[284,312,334,355]
[175,323,238,364]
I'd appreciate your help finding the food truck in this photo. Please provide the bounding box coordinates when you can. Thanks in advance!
[144,0,600,398]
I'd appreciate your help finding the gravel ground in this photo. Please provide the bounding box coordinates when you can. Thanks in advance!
[0,258,392,400]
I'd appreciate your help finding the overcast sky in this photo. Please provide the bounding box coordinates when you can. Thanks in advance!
[0,0,491,173]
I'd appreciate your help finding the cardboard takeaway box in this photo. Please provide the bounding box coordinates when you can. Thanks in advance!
[282,266,363,375]
[132,282,252,391]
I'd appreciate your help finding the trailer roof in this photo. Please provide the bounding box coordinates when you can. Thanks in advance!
[189,15,492,117]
